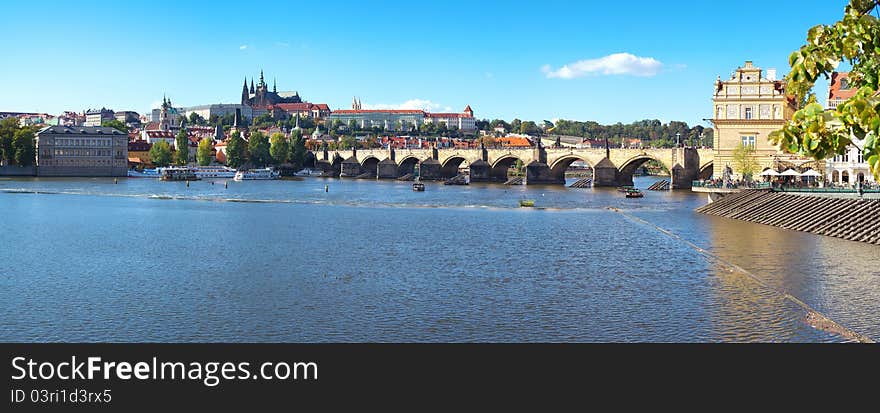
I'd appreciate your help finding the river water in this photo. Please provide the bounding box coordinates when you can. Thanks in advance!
[1,176,878,342]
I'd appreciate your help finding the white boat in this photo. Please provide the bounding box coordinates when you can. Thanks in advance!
[127,168,159,178]
[191,166,237,179]
[234,168,280,181]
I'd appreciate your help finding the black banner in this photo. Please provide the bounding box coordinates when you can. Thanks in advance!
[2,344,877,410]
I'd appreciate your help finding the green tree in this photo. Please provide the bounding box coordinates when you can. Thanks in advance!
[288,129,307,171]
[347,119,359,132]
[731,142,760,181]
[101,119,128,133]
[247,131,272,167]
[196,138,214,166]
[175,129,189,165]
[0,117,19,164]
[12,128,35,166]
[149,140,173,167]
[189,112,206,126]
[338,135,357,150]
[520,121,540,135]
[770,0,880,179]
[269,132,289,165]
[225,131,247,168]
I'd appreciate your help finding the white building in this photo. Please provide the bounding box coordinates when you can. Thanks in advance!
[84,108,114,126]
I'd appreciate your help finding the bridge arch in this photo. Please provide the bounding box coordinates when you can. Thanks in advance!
[490,154,525,182]
[548,155,594,183]
[440,155,468,178]
[617,155,670,186]
[397,155,421,177]
[360,156,381,177]
[699,161,713,180]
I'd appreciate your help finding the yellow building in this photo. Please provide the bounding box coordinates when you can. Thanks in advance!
[711,61,797,178]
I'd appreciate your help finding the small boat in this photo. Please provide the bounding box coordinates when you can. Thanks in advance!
[519,199,535,207]
[624,189,644,198]
[234,168,281,181]
[617,185,636,192]
[412,182,425,191]
[294,168,323,177]
[159,167,200,181]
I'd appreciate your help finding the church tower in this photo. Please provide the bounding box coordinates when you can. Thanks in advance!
[241,78,249,105]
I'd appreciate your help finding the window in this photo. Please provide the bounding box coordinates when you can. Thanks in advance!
[744,107,753,120]
[840,78,850,90]
[741,136,756,148]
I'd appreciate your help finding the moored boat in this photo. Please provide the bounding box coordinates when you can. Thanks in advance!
[233,168,280,181]
[191,166,237,179]
[519,199,535,207]
[624,189,644,198]
[159,167,200,181]
[412,182,425,191]
[127,168,159,178]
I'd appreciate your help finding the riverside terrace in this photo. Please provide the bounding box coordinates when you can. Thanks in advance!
[306,146,714,188]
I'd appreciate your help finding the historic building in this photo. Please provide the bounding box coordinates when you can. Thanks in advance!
[710,61,798,178]
[35,126,128,176]
[328,101,476,133]
[824,72,876,186]
[84,108,114,126]
[241,70,301,110]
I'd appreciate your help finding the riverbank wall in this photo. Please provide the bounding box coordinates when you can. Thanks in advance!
[696,190,880,245]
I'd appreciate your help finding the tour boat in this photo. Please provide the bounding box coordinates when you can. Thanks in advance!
[191,166,237,179]
[127,168,159,178]
[233,168,281,181]
[159,167,200,181]
[412,182,426,191]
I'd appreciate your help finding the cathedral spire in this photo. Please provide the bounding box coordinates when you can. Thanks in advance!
[273,77,277,93]
[260,70,265,87]
[250,78,255,94]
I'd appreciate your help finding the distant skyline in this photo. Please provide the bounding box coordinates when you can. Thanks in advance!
[0,0,848,126]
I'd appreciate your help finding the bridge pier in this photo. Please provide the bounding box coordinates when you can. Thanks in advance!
[592,158,620,187]
[377,158,398,179]
[418,159,442,180]
[340,156,362,177]
[468,159,491,182]
[524,161,563,185]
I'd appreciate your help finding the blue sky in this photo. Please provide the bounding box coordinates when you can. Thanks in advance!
[0,0,849,126]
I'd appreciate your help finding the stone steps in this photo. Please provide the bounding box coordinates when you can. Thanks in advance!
[697,190,880,245]
[569,178,593,188]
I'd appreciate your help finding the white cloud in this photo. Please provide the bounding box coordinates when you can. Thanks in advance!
[239,45,248,50]
[362,99,452,112]
[542,53,663,79]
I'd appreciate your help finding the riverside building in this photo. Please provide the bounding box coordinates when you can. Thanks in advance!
[710,61,797,178]
[35,125,128,177]
[328,99,476,133]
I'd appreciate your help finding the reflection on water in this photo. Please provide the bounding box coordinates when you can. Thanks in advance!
[0,176,877,342]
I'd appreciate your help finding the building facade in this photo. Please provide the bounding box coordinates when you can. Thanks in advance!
[328,104,476,133]
[711,61,797,178]
[84,108,115,126]
[824,72,875,186]
[182,104,253,122]
[36,126,128,176]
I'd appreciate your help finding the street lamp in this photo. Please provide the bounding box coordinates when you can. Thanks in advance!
[676,132,681,147]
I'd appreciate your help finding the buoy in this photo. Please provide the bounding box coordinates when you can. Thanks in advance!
[114,178,118,184]
[225,181,228,189]
[325,184,329,192]
[186,181,189,187]
[211,181,214,185]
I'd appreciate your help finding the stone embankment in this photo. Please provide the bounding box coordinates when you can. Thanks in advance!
[697,190,880,245]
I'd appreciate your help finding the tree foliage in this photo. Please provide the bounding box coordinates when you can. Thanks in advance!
[770,0,880,179]
[247,131,272,167]
[12,128,35,166]
[175,129,189,165]
[288,129,307,171]
[269,132,289,165]
[0,117,20,164]
[225,131,247,168]
[731,142,760,180]
[149,140,173,167]
[101,119,128,133]
[196,138,214,166]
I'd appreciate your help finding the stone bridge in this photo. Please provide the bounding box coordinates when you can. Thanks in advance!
[309,146,713,188]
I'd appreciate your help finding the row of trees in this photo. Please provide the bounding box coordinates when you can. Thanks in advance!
[0,118,36,167]
[543,119,713,147]
[225,130,307,170]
